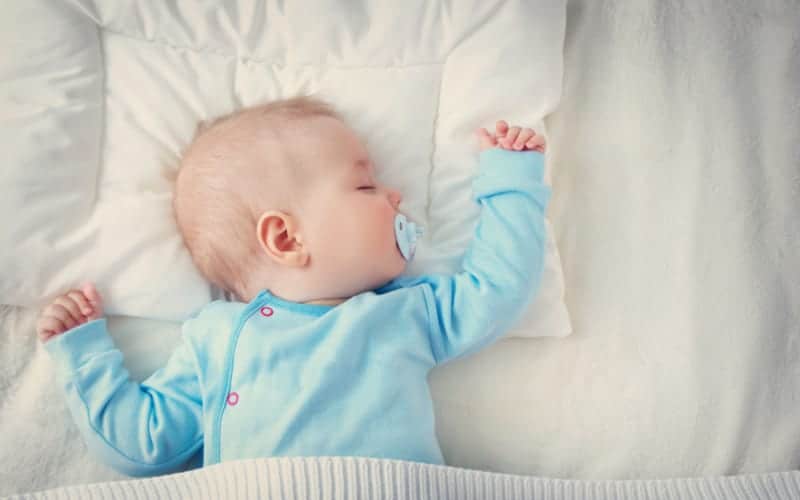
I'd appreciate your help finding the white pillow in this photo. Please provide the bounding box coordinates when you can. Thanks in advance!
[0,0,571,338]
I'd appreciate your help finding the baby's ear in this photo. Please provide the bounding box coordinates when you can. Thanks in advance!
[256,211,310,268]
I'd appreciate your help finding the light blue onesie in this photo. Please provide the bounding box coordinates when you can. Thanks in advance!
[45,148,552,477]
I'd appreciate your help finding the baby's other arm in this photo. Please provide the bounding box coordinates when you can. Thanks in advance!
[39,285,204,477]
[422,121,551,364]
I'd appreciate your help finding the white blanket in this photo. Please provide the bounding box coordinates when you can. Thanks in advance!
[7,457,800,500]
[2,0,799,497]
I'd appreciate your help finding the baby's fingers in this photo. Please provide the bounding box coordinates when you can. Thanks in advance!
[53,297,83,327]
[512,129,535,150]
[37,316,67,342]
[502,126,521,148]
[44,304,77,333]
[495,120,509,140]
[67,291,93,316]
[526,134,546,151]
[81,282,104,318]
[476,127,497,151]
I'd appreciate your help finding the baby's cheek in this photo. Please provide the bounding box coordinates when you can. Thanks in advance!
[360,211,388,254]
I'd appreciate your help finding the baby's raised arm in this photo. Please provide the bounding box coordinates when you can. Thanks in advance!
[418,121,551,364]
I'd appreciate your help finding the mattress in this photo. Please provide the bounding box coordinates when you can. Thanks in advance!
[2,0,799,497]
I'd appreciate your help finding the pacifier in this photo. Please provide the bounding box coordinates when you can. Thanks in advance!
[394,213,424,261]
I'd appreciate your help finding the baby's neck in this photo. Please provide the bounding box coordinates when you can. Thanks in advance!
[304,297,347,306]
[237,271,350,306]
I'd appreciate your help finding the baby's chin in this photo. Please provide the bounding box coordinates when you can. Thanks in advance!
[370,258,407,290]
[389,256,408,281]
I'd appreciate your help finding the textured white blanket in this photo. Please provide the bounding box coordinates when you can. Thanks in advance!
[7,457,800,500]
[2,0,799,497]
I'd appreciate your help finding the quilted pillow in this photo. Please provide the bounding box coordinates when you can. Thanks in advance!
[0,0,570,338]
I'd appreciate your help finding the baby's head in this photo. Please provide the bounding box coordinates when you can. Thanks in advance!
[173,96,408,305]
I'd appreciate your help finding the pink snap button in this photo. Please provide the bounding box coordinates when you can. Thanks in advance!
[260,306,274,317]
[227,392,239,406]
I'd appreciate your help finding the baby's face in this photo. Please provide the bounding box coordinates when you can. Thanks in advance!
[283,116,408,298]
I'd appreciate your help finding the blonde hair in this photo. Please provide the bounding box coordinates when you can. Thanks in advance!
[173,95,342,300]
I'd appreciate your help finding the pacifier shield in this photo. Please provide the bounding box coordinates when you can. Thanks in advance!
[394,213,423,261]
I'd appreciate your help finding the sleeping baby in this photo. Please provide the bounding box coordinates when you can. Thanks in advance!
[36,95,551,477]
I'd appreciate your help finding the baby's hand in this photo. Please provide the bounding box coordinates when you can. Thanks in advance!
[36,282,104,343]
[476,120,546,153]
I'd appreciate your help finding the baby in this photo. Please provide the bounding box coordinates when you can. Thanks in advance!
[37,95,550,477]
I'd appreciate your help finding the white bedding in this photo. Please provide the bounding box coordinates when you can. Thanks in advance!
[8,456,800,500]
[2,0,800,497]
[0,0,569,338]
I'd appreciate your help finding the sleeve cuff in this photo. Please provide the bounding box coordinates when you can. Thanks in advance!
[43,318,115,375]
[473,148,546,198]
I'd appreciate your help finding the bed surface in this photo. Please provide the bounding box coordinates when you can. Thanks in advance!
[2,0,799,496]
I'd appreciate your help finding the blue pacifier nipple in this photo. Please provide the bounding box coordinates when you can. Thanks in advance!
[394,213,424,262]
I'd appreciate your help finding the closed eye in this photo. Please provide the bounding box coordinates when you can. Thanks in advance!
[357,186,376,191]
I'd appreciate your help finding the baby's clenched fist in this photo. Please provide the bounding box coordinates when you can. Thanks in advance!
[476,120,546,153]
[37,282,104,343]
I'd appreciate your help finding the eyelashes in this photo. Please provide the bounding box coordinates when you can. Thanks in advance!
[357,186,376,191]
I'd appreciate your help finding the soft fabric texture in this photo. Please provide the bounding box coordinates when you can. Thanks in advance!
[10,456,800,500]
[0,0,570,341]
[2,0,799,497]
[43,149,550,477]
